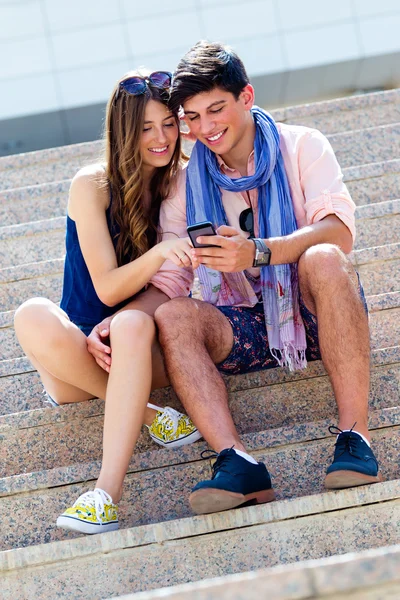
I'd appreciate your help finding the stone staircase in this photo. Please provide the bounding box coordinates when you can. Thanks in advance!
[1,89,399,599]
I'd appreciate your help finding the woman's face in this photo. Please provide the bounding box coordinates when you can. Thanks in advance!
[140,99,179,175]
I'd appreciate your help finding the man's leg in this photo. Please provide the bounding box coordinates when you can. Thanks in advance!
[154,297,244,452]
[154,297,275,513]
[298,243,381,487]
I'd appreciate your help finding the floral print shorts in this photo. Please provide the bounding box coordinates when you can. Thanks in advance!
[216,277,367,375]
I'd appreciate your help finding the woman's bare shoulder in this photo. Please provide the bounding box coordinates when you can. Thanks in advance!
[68,163,109,218]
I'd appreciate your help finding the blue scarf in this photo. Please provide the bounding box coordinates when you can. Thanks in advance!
[186,106,307,370]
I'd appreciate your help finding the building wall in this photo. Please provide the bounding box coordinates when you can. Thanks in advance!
[1,0,400,155]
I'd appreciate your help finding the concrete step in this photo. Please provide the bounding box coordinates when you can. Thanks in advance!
[2,240,399,314]
[2,198,399,270]
[0,89,399,194]
[1,159,400,229]
[0,417,398,551]
[111,544,400,600]
[1,478,399,598]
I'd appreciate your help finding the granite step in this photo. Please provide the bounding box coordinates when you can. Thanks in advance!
[2,340,399,477]
[1,159,400,229]
[274,88,400,136]
[0,89,399,193]
[0,417,398,552]
[1,315,398,416]
[2,198,399,270]
[111,544,400,600]
[0,180,70,227]
[2,241,399,313]
[0,120,399,196]
[1,279,399,363]
[1,478,399,599]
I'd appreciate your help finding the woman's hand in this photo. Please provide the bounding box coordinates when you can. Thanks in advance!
[157,237,193,267]
[87,317,112,372]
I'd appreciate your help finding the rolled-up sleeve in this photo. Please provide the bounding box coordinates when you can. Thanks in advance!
[299,129,356,242]
[149,169,194,299]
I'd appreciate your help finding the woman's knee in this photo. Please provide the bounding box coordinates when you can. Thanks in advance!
[14,298,68,350]
[109,310,155,344]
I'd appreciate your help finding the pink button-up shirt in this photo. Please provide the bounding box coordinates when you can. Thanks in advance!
[150,123,356,301]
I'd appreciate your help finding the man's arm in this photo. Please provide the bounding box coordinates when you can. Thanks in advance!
[192,215,352,272]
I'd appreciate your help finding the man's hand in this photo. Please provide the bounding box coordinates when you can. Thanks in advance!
[191,225,255,272]
[87,317,112,372]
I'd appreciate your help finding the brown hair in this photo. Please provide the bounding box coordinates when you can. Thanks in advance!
[104,70,184,265]
[170,41,249,112]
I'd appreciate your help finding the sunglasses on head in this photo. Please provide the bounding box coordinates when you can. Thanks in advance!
[239,207,255,238]
[114,71,172,101]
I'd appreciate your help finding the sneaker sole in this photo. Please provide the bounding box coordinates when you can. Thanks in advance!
[324,470,384,489]
[56,515,119,535]
[189,487,276,515]
[149,429,202,448]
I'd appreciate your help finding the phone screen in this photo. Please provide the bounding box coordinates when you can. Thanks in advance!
[187,222,217,248]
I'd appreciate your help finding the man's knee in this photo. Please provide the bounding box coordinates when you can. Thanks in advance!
[154,297,199,330]
[298,244,354,292]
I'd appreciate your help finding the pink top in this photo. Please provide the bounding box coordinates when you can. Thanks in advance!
[150,123,356,300]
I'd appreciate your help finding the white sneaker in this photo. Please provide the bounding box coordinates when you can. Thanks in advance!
[146,403,202,448]
[56,488,119,535]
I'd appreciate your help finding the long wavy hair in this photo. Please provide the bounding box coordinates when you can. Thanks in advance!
[104,70,184,266]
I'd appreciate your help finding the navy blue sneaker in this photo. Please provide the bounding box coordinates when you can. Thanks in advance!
[189,448,275,515]
[325,426,383,489]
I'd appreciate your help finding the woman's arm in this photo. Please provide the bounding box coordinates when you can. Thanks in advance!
[68,166,193,307]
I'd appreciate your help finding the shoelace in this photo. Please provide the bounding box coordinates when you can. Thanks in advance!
[328,423,364,460]
[200,448,235,480]
[158,407,180,433]
[73,488,111,522]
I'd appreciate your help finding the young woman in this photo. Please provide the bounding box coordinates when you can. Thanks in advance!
[14,70,199,534]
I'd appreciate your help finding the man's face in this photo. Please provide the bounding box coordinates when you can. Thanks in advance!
[182,86,254,156]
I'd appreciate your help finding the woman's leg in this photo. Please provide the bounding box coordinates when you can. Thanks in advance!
[95,310,158,502]
[14,298,108,404]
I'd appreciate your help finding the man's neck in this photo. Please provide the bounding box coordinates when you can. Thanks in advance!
[219,115,256,176]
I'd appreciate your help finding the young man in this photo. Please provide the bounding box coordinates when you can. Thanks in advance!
[153,40,382,515]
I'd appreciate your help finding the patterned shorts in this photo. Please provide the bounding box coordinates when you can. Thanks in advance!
[216,278,367,375]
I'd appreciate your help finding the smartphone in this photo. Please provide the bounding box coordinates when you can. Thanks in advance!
[187,221,218,248]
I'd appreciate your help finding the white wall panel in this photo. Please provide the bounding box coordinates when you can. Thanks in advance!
[51,24,128,70]
[358,13,400,56]
[58,59,130,108]
[0,0,45,41]
[122,0,196,20]
[202,0,277,41]
[43,0,122,32]
[231,35,286,76]
[127,10,202,57]
[277,0,353,31]
[353,0,400,18]
[284,23,361,70]
[132,46,194,73]
[0,36,52,79]
[0,73,58,118]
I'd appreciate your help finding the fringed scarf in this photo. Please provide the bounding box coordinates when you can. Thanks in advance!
[186,106,307,370]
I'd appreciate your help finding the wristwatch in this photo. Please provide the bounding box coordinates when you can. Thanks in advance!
[251,238,271,267]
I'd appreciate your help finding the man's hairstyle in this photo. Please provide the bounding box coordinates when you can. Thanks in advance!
[169,40,249,111]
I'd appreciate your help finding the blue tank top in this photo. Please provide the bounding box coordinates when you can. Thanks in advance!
[60,188,131,327]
